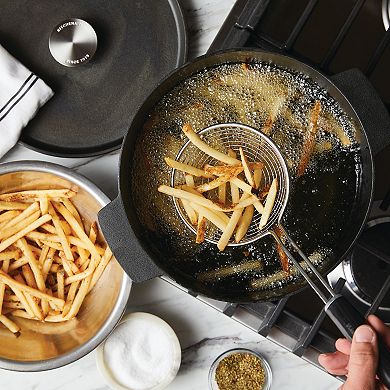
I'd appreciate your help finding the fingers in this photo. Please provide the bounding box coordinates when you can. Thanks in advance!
[318,351,349,375]
[344,325,378,390]
[335,338,352,355]
[368,315,390,346]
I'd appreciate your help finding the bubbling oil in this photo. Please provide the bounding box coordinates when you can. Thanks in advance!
[131,60,361,300]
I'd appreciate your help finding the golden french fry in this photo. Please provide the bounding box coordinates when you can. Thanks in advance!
[229,177,264,213]
[89,222,98,244]
[297,100,321,177]
[218,182,226,205]
[197,260,262,281]
[239,147,254,186]
[8,257,28,272]
[259,178,278,229]
[0,202,39,231]
[39,197,49,215]
[217,197,247,251]
[62,281,80,317]
[0,214,51,253]
[22,264,38,289]
[204,162,263,176]
[65,255,79,274]
[158,185,250,212]
[57,270,65,300]
[42,248,56,281]
[53,202,100,260]
[0,189,76,202]
[196,166,243,193]
[0,250,21,261]
[181,186,230,225]
[195,215,206,244]
[0,314,20,334]
[0,201,29,211]
[164,157,213,178]
[38,245,50,266]
[89,247,112,292]
[65,274,90,320]
[182,123,240,165]
[64,269,93,285]
[0,211,41,241]
[184,174,195,188]
[39,223,56,234]
[227,148,237,159]
[227,150,240,204]
[39,240,63,251]
[26,231,97,252]
[58,252,74,277]
[16,238,45,291]
[189,203,227,231]
[61,199,83,228]
[253,168,263,189]
[196,175,230,193]
[180,199,198,225]
[14,273,43,321]
[80,259,90,272]
[29,245,42,256]
[48,202,73,261]
[41,291,50,317]
[0,259,9,314]
[0,210,20,224]
[9,277,35,318]
[0,271,65,308]
[235,205,254,243]
[45,313,69,322]
[60,220,72,236]
[50,264,60,273]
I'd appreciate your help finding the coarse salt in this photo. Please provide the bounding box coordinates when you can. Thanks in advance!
[103,315,178,390]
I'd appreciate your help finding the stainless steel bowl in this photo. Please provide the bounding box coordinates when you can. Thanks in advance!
[0,161,132,371]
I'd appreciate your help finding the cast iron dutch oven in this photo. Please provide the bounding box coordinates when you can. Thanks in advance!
[98,50,390,385]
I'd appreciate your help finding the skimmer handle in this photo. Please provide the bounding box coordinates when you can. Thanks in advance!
[325,295,390,388]
[272,226,390,388]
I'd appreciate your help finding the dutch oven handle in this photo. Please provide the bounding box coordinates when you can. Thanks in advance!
[331,69,390,156]
[98,196,163,283]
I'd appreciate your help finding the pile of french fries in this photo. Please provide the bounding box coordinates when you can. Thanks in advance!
[159,123,278,251]
[0,189,112,335]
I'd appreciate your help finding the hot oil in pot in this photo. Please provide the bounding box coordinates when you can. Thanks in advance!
[131,61,361,300]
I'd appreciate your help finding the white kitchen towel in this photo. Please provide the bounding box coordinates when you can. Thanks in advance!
[0,44,53,158]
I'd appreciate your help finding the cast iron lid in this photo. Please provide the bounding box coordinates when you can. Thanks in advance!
[0,0,187,157]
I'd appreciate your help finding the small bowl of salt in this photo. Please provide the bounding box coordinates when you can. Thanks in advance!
[96,312,181,390]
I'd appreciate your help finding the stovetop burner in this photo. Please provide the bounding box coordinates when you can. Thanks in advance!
[344,217,390,308]
[329,201,390,322]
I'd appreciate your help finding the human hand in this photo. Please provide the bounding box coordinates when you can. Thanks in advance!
[318,315,390,390]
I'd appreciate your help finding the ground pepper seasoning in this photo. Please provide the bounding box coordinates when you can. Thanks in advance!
[215,352,266,390]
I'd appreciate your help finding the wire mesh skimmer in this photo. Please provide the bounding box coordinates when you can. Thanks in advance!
[171,123,289,246]
[170,122,390,386]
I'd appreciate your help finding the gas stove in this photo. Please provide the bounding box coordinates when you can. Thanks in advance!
[163,0,390,375]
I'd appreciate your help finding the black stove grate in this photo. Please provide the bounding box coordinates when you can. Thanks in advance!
[192,0,390,374]
[209,0,390,110]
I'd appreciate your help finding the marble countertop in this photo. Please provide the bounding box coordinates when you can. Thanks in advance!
[0,1,341,389]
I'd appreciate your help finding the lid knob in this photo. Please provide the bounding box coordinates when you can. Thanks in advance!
[49,18,97,67]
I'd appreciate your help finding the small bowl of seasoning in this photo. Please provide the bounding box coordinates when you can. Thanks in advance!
[96,312,181,390]
[208,348,272,390]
